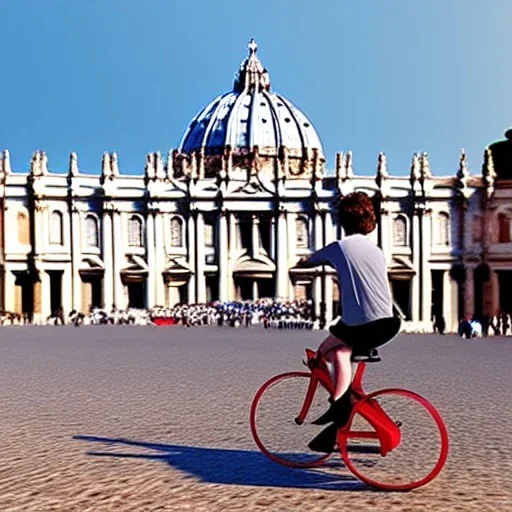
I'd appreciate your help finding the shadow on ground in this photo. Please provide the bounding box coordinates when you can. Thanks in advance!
[73,435,368,491]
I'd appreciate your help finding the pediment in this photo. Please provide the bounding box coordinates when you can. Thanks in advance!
[233,254,276,273]
[122,255,149,272]
[163,258,192,274]
[388,256,416,275]
[80,254,105,270]
[228,175,275,197]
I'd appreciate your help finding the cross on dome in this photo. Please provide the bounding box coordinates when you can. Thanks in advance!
[248,38,258,55]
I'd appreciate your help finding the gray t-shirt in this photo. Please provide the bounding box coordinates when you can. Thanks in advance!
[308,234,393,326]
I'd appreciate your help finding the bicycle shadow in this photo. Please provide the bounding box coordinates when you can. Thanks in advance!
[73,435,369,491]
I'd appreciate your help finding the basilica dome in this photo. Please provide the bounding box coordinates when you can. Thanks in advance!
[179,39,324,159]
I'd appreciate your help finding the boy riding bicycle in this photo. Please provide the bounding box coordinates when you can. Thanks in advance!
[296,191,401,452]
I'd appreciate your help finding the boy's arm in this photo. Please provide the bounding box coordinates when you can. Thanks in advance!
[295,243,336,268]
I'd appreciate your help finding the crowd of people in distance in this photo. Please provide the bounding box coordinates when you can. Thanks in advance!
[0,299,316,329]
[457,312,512,339]
[72,299,316,329]
[2,302,512,338]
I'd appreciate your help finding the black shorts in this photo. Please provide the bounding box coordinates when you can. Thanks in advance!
[329,316,401,354]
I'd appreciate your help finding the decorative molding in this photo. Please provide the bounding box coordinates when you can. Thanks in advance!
[34,200,48,212]
[146,202,160,214]
[102,202,117,213]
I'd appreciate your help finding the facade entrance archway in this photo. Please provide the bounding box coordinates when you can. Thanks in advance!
[14,271,34,317]
[497,270,512,314]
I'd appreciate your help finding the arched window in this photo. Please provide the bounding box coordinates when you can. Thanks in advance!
[50,210,63,245]
[437,212,450,246]
[472,214,482,244]
[296,217,310,248]
[393,216,407,246]
[128,216,143,247]
[498,213,511,243]
[17,210,30,245]
[85,215,99,247]
[170,216,184,247]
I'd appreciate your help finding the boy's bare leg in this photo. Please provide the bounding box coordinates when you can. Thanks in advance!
[318,335,353,401]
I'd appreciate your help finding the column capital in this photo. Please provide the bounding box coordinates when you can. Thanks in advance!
[71,200,88,213]
[278,204,288,214]
[34,200,48,213]
[146,202,160,214]
[102,201,117,213]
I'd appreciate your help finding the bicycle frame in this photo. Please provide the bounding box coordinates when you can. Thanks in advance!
[296,349,401,456]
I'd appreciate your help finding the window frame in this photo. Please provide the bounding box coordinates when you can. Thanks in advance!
[50,210,64,246]
[393,215,408,247]
[128,214,144,247]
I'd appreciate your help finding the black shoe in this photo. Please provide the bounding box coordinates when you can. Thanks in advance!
[311,390,352,426]
[308,423,338,453]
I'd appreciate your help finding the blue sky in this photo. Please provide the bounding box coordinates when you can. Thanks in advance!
[2,0,511,176]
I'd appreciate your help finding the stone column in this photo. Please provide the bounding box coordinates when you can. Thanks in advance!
[286,213,295,297]
[229,213,237,300]
[324,211,334,323]
[380,209,392,265]
[491,270,499,318]
[276,208,288,300]
[33,277,41,322]
[146,211,156,308]
[252,215,259,259]
[33,201,45,262]
[40,270,51,321]
[102,208,114,310]
[411,212,420,324]
[218,210,229,301]
[464,267,474,319]
[313,210,323,320]
[421,210,432,325]
[62,264,73,317]
[187,212,196,304]
[71,206,82,311]
[270,217,276,260]
[4,269,16,312]
[196,211,206,303]
[450,272,460,333]
[154,212,165,306]
[112,210,125,309]
[442,270,452,333]
[252,280,258,301]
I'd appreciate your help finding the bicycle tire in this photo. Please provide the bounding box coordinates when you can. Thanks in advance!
[250,372,332,468]
[338,388,449,491]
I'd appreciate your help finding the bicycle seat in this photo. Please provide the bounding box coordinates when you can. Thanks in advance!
[351,348,381,363]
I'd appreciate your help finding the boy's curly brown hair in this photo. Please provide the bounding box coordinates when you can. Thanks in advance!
[338,191,377,235]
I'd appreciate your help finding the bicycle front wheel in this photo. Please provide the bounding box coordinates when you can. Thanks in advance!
[250,372,331,468]
[339,388,449,491]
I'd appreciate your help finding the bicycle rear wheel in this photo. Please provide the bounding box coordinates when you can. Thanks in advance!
[339,388,449,491]
[250,372,331,468]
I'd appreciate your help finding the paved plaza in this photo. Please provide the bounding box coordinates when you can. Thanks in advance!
[0,326,510,511]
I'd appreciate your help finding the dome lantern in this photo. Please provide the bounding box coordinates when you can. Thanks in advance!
[233,38,271,93]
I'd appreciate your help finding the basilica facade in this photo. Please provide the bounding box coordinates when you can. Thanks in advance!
[0,40,510,332]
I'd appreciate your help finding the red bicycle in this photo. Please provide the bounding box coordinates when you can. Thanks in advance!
[250,348,449,491]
